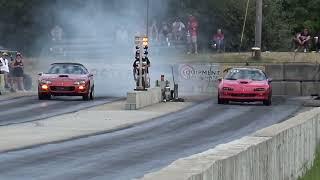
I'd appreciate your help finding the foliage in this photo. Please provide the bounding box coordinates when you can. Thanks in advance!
[167,0,320,51]
[298,148,320,180]
[0,0,320,55]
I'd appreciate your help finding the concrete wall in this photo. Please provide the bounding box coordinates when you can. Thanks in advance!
[141,108,320,180]
[173,63,320,96]
[266,64,320,96]
[125,87,162,110]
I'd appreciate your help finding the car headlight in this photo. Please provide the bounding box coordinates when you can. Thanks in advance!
[254,88,266,92]
[223,87,233,91]
[74,80,86,85]
[40,79,52,84]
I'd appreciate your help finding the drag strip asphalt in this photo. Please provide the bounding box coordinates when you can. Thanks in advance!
[0,95,121,126]
[0,96,304,180]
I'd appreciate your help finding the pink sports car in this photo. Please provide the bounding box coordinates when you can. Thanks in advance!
[217,68,272,106]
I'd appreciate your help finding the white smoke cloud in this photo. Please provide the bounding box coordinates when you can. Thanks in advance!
[40,0,172,97]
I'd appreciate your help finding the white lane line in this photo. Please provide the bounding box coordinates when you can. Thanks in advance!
[0,101,61,117]
[0,98,121,125]
[0,96,35,106]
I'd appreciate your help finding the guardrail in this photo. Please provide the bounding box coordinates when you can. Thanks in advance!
[141,107,320,180]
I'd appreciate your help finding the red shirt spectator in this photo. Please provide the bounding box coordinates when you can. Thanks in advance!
[213,29,224,41]
[188,15,198,37]
[187,15,199,54]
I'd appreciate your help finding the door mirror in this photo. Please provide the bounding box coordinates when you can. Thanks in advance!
[218,77,222,82]
[268,78,272,83]
[38,72,43,76]
[88,73,93,77]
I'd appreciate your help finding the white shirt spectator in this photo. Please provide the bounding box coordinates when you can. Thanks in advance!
[51,25,63,41]
[0,57,9,73]
[172,21,185,32]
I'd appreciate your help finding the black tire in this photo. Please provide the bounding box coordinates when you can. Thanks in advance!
[218,97,223,104]
[263,96,272,106]
[89,86,94,100]
[218,95,227,104]
[83,93,89,101]
[38,93,50,100]
[38,93,44,100]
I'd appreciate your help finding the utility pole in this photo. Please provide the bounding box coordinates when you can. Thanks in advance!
[254,0,262,59]
[146,0,150,37]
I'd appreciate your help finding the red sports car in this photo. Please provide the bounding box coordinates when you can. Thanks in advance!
[217,68,272,105]
[38,63,94,100]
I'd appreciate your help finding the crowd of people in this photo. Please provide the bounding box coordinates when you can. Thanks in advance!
[148,15,225,54]
[0,52,26,92]
[49,16,227,56]
[148,14,200,54]
[293,28,320,53]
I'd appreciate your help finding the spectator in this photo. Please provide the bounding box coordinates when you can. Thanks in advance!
[293,28,311,52]
[0,52,10,89]
[160,21,171,47]
[149,20,159,42]
[7,55,15,92]
[51,25,63,42]
[314,31,320,52]
[213,28,225,52]
[187,15,199,54]
[172,17,186,41]
[12,53,25,91]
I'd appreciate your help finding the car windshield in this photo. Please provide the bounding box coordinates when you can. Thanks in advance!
[47,64,88,75]
[224,69,266,81]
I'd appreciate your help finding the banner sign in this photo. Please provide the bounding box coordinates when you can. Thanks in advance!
[173,63,221,94]
[177,64,221,81]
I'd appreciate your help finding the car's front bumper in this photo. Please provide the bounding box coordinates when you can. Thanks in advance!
[219,91,270,101]
[38,84,89,96]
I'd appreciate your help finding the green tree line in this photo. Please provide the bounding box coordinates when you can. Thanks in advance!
[167,0,320,51]
[0,0,319,55]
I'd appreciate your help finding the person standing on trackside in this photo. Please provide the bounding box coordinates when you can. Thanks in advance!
[8,55,15,92]
[314,31,320,53]
[172,17,186,41]
[187,14,199,54]
[213,29,225,52]
[12,53,25,91]
[0,52,10,89]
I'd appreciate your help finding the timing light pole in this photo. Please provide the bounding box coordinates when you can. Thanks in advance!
[146,0,150,37]
[254,0,262,59]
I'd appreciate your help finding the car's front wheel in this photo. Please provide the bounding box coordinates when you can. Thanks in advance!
[82,93,89,101]
[218,96,223,104]
[218,95,228,104]
[38,93,51,100]
[263,94,272,106]
[89,86,94,100]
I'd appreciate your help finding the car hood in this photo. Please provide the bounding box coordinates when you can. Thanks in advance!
[39,74,88,81]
